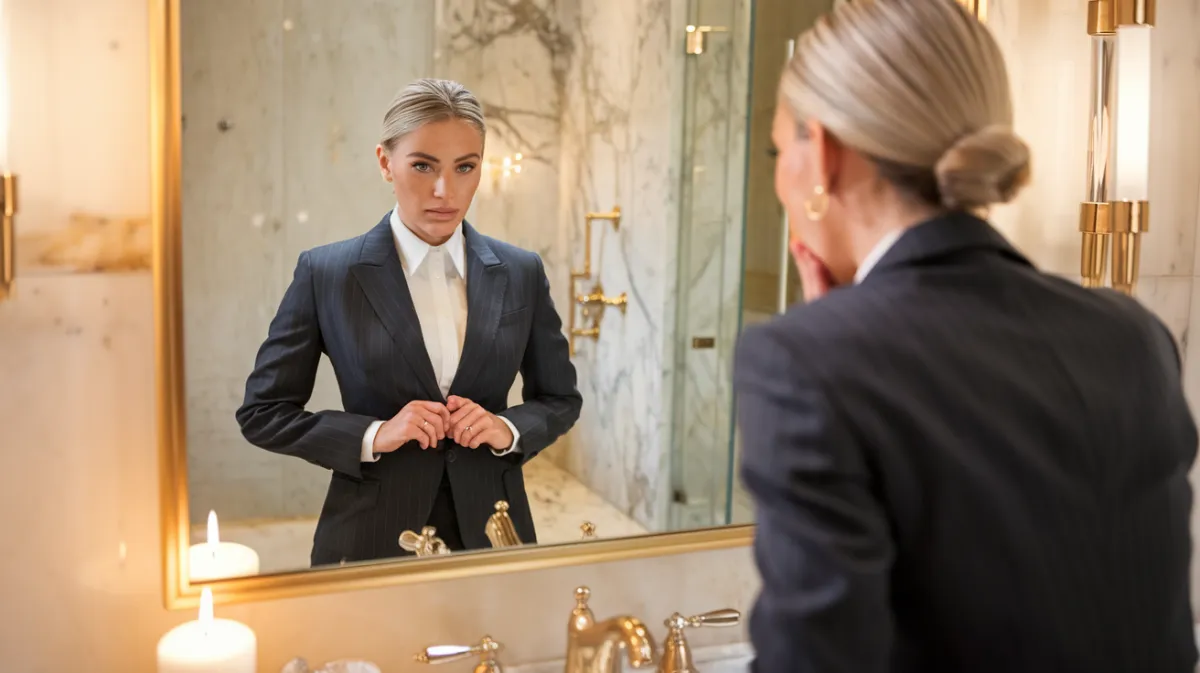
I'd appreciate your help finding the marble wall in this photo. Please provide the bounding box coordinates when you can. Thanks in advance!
[180,0,435,523]
[0,0,759,670]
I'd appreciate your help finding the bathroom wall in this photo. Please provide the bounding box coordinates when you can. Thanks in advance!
[180,0,436,524]
[0,1,758,670]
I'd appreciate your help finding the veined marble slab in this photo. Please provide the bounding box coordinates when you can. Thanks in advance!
[506,642,753,673]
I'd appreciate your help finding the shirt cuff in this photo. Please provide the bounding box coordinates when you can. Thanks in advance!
[361,420,384,462]
[491,416,522,456]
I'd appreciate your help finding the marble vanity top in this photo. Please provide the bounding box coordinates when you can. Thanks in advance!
[505,642,752,673]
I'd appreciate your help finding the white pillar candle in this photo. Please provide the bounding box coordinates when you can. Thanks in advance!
[188,511,261,582]
[157,588,257,673]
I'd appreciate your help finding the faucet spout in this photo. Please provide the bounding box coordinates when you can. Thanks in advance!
[565,587,657,673]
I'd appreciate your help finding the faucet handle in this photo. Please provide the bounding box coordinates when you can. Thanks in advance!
[399,526,452,557]
[580,521,597,539]
[658,609,742,673]
[665,609,741,630]
[414,635,504,673]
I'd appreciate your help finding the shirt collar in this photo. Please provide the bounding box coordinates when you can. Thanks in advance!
[854,228,904,284]
[389,206,466,278]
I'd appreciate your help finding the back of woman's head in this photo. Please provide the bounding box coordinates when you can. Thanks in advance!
[780,0,1030,211]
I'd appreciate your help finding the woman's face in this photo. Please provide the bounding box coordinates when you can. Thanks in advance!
[771,106,855,284]
[377,118,484,245]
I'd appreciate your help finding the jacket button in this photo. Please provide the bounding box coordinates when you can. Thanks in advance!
[446,449,457,463]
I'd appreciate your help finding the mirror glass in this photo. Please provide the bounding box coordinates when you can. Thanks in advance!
[179,0,832,581]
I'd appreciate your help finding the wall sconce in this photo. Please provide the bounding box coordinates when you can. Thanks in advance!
[484,153,523,193]
[1080,0,1153,295]
[0,0,15,302]
[955,0,989,22]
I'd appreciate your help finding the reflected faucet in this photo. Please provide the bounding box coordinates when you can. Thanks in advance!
[565,586,657,673]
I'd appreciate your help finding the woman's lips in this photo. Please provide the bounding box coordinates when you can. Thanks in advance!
[425,208,459,220]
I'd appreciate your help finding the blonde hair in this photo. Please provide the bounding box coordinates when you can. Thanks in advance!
[380,78,486,152]
[780,0,1030,211]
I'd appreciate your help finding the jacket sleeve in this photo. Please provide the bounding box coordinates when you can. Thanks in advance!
[235,251,377,478]
[735,323,896,673]
[496,253,583,463]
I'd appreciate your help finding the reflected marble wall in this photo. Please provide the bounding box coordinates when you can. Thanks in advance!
[180,0,435,523]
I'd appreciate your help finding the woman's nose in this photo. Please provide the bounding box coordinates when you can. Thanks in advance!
[434,174,451,199]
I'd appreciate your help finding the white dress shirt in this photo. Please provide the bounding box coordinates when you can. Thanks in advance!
[360,208,521,461]
[854,228,904,284]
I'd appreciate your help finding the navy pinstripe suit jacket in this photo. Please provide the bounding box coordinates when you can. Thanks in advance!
[236,215,581,565]
[736,212,1197,673]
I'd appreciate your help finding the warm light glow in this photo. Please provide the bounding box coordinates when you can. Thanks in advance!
[206,510,220,546]
[199,587,214,627]
[0,0,9,169]
[1114,24,1151,202]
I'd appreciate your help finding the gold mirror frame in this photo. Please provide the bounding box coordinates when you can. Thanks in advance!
[149,0,752,610]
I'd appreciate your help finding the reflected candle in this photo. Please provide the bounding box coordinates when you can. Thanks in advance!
[188,511,260,582]
[157,588,256,673]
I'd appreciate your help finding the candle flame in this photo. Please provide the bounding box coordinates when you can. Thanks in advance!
[207,510,220,546]
[199,587,214,627]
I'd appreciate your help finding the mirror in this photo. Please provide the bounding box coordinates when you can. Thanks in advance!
[155,0,865,605]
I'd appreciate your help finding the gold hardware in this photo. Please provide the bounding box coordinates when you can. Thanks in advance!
[1115,0,1155,26]
[569,206,622,355]
[0,174,18,302]
[1110,200,1148,294]
[566,586,658,673]
[580,522,596,540]
[399,526,452,557]
[691,337,715,350]
[955,0,989,22]
[684,25,729,55]
[485,501,522,549]
[658,609,742,673]
[415,635,504,673]
[1080,0,1152,296]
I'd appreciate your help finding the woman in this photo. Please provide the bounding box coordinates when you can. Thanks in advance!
[236,79,582,566]
[735,1,1196,671]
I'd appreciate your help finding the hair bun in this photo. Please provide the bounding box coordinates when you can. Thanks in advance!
[935,125,1031,211]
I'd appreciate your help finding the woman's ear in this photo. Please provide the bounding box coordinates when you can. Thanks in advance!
[376,145,392,182]
[805,120,842,195]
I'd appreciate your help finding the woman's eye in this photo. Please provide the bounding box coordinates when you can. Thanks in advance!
[766,147,779,159]
[411,162,432,173]
[456,163,477,174]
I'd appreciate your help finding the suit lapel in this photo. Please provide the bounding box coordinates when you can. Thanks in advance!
[451,223,507,396]
[349,215,442,401]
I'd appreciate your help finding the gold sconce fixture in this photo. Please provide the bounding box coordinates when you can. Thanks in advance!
[1079,0,1153,295]
[484,501,522,549]
[684,25,728,55]
[569,206,627,356]
[954,0,989,22]
[0,173,15,301]
[485,153,524,192]
[0,6,15,302]
[398,526,452,557]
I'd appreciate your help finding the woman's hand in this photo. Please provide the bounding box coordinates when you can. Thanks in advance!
[374,401,451,452]
[790,239,837,303]
[447,395,514,450]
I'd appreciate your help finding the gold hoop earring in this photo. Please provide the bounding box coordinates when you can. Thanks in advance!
[804,185,829,222]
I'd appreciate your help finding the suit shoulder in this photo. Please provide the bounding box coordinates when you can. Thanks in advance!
[299,232,368,271]
[481,234,543,269]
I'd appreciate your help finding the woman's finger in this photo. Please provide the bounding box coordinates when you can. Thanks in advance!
[791,241,832,302]
[457,407,490,446]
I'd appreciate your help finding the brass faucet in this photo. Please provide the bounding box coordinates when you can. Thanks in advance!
[399,526,451,557]
[657,609,742,673]
[565,586,657,673]
[415,635,504,673]
[485,501,522,548]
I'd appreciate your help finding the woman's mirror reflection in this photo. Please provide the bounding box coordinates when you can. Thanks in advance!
[235,79,582,567]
